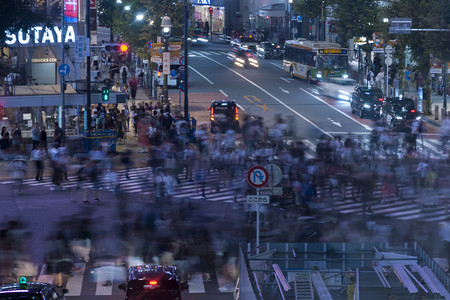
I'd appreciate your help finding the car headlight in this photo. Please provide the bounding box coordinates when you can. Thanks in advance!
[343,74,349,79]
[363,104,371,109]
[416,116,422,120]
[198,38,208,42]
[317,74,322,78]
[395,116,403,120]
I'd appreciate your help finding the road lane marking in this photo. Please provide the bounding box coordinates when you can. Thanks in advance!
[65,262,86,296]
[271,62,284,69]
[197,54,332,137]
[237,104,246,111]
[280,77,292,83]
[219,89,228,97]
[279,87,290,94]
[190,66,214,85]
[188,273,205,293]
[95,262,114,296]
[299,88,372,131]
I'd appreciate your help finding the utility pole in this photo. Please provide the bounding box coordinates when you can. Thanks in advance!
[61,1,66,143]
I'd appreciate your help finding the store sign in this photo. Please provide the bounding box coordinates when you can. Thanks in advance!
[5,25,76,46]
[31,58,57,63]
[196,0,211,4]
[319,49,347,54]
[64,0,78,19]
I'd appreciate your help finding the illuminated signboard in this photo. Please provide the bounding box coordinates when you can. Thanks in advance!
[319,49,347,54]
[197,0,211,4]
[5,25,76,46]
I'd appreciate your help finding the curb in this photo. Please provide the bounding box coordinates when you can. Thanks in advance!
[423,116,441,127]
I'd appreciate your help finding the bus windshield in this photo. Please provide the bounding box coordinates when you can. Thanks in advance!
[316,55,348,70]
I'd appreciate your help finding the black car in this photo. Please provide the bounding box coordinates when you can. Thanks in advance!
[381,97,421,129]
[208,99,240,133]
[118,265,189,300]
[0,277,68,300]
[351,86,384,118]
[227,47,259,68]
[256,42,283,59]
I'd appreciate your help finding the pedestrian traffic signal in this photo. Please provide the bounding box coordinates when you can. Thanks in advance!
[209,6,213,14]
[102,87,109,101]
[104,43,129,52]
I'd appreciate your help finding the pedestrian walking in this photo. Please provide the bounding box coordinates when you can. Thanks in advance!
[128,74,138,100]
[1,126,10,159]
[135,64,143,87]
[32,122,40,150]
[11,123,22,153]
[120,64,128,85]
[40,126,48,152]
[31,145,45,181]
[53,122,63,148]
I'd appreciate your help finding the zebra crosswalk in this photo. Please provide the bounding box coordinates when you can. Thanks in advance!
[189,50,230,57]
[23,260,235,297]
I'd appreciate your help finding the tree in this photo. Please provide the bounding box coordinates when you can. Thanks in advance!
[0,0,49,46]
[292,0,330,19]
[332,0,383,46]
[98,0,187,60]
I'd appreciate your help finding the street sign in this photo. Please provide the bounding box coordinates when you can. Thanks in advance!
[265,164,282,186]
[180,82,185,92]
[247,166,269,188]
[58,64,70,76]
[291,28,298,34]
[148,41,152,49]
[297,16,302,22]
[179,55,185,66]
[179,66,185,72]
[179,72,185,81]
[170,69,177,77]
[385,56,393,66]
[163,52,170,75]
[389,18,412,34]
[260,187,283,196]
[247,195,270,204]
[385,45,394,55]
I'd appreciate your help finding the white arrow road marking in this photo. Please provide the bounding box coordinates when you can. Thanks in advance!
[279,87,290,94]
[327,117,342,127]
[300,88,372,131]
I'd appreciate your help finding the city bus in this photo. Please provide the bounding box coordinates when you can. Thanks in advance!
[283,38,349,83]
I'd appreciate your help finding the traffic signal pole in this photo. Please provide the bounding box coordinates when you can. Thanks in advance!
[86,0,92,130]
[61,1,66,143]
[184,0,189,120]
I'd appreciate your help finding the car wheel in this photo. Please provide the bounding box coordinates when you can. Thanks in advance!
[307,73,311,84]
[289,67,294,78]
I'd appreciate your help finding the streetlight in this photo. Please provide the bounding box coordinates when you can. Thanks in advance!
[136,13,144,21]
[161,15,172,106]
[124,5,130,11]
[383,18,389,23]
[116,0,122,3]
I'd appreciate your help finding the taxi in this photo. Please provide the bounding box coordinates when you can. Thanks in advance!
[118,265,189,300]
[0,277,68,300]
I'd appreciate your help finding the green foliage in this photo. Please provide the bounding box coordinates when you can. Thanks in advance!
[333,0,383,45]
[0,0,50,45]
[98,0,188,58]
[291,0,330,19]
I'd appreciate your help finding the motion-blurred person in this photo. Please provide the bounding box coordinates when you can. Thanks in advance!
[49,144,65,190]
[39,125,47,152]
[440,114,450,153]
[121,149,133,180]
[30,145,45,181]
[10,155,26,194]
[11,122,22,153]
[0,126,10,160]
[439,219,450,273]
[31,122,40,150]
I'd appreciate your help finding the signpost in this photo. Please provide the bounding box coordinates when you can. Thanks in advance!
[247,166,269,254]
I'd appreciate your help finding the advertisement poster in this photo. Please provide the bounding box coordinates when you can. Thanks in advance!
[372,32,384,52]
[430,54,442,74]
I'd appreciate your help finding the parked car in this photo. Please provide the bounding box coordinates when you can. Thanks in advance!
[381,96,421,130]
[351,86,384,118]
[0,277,68,300]
[208,99,240,133]
[118,265,188,300]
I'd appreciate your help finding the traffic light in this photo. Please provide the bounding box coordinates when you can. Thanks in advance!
[209,6,213,15]
[104,43,129,53]
[102,87,109,101]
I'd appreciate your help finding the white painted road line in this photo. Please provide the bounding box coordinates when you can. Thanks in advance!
[188,273,206,293]
[300,87,372,132]
[190,66,214,85]
[198,54,332,137]
[65,263,86,296]
[95,262,114,296]
[271,62,284,69]
[219,89,228,97]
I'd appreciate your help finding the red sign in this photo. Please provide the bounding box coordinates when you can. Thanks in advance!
[90,0,96,8]
[64,0,78,18]
[247,166,269,188]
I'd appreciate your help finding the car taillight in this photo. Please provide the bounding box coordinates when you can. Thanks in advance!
[411,109,415,113]
[149,280,158,285]
[210,107,215,121]
[157,71,161,78]
[235,107,239,120]
[378,98,383,102]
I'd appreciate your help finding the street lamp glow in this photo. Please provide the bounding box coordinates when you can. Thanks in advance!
[124,5,131,11]
[116,0,122,3]
[383,18,389,23]
[136,13,144,21]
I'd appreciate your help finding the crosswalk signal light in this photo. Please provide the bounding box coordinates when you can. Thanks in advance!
[19,276,27,289]
[102,87,109,101]
[209,6,213,14]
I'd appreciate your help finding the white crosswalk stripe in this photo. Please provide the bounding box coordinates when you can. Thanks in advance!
[27,261,232,297]
[189,51,229,57]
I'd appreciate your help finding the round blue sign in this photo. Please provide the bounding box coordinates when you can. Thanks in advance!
[170,69,177,77]
[58,64,70,76]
